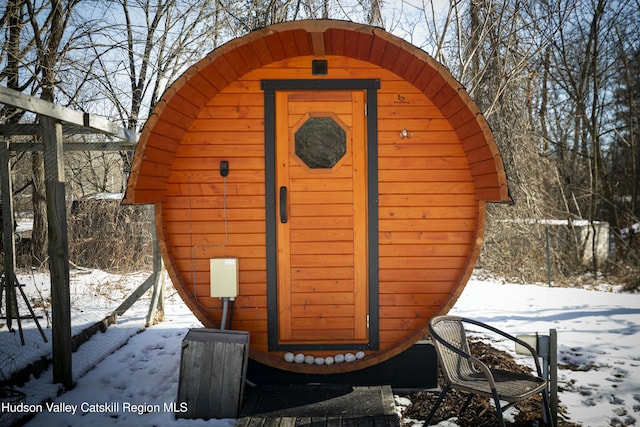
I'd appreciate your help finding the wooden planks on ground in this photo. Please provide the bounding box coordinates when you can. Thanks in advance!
[236,415,401,427]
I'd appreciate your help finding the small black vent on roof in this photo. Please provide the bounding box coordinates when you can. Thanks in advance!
[312,59,328,75]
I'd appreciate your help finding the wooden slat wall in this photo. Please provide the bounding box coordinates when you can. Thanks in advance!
[164,77,269,347]
[374,67,477,352]
[126,21,509,207]
[160,56,478,362]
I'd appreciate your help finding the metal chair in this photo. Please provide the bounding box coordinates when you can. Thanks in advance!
[426,315,554,426]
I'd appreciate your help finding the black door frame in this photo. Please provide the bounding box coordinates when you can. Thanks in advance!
[262,79,380,351]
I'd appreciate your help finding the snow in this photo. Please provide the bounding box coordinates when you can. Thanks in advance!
[446,277,640,427]
[498,218,607,226]
[83,193,124,200]
[1,270,639,426]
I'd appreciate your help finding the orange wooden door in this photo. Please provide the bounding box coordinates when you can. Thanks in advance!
[275,90,369,346]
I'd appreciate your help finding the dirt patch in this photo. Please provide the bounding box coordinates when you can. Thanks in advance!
[400,340,580,426]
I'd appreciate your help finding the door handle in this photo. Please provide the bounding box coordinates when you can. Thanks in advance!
[280,186,288,223]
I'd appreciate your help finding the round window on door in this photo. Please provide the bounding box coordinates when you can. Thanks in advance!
[294,115,347,169]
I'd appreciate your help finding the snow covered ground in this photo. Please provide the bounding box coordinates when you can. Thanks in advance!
[441,276,640,427]
[1,269,639,426]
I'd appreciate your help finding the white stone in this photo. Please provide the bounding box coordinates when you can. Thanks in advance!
[314,357,325,365]
[294,353,305,363]
[304,355,315,364]
[355,351,365,359]
[334,354,345,363]
[325,356,334,365]
[284,352,295,362]
[345,353,356,362]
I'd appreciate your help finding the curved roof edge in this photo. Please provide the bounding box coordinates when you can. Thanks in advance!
[124,19,510,204]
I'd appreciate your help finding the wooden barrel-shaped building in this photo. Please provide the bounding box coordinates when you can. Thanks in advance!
[124,20,510,374]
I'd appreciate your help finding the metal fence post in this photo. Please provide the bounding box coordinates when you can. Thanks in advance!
[549,328,558,427]
[538,330,558,427]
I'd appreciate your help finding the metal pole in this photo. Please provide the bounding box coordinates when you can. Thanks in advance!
[221,298,229,330]
[550,328,558,427]
[537,333,550,426]
[546,225,552,287]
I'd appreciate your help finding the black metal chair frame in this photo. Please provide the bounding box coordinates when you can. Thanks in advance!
[426,315,554,427]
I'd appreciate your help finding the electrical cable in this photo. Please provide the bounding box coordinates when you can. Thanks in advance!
[188,175,230,313]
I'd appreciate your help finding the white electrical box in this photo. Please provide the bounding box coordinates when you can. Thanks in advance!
[210,258,239,298]
[515,334,538,355]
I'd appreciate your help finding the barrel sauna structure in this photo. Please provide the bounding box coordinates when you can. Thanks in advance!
[124,20,510,374]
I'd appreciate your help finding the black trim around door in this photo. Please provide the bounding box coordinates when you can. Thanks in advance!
[262,79,380,351]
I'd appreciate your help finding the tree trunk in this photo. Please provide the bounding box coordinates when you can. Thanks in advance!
[31,151,48,265]
[28,0,67,267]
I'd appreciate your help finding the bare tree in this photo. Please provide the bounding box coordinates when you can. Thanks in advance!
[543,0,639,269]
[3,0,637,281]
[391,0,608,280]
[76,1,226,174]
[1,0,82,265]
[612,36,640,223]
